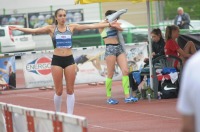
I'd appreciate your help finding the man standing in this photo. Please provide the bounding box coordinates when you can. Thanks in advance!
[174,7,190,29]
[177,51,200,132]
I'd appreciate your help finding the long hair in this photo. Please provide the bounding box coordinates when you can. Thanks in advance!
[54,8,66,25]
[165,25,179,41]
[151,28,163,39]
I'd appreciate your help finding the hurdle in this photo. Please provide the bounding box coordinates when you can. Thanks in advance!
[0,102,87,132]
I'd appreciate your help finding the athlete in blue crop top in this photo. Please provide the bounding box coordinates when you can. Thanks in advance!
[99,10,138,105]
[9,8,122,114]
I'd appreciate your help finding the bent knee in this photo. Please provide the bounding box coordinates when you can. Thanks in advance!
[187,41,195,46]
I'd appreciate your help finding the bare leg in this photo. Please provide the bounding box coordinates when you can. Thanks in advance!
[51,66,63,112]
[64,64,76,114]
[183,41,196,55]
[91,57,102,71]
[180,41,197,64]
[105,55,116,99]
[116,53,130,98]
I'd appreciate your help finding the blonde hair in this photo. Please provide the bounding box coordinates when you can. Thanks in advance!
[177,7,183,11]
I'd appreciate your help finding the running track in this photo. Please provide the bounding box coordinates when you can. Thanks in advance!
[0,70,181,132]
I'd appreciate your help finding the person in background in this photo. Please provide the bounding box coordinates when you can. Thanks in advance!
[177,51,200,132]
[174,7,190,29]
[144,28,165,66]
[129,28,165,97]
[165,25,196,65]
[0,60,16,89]
[9,8,122,114]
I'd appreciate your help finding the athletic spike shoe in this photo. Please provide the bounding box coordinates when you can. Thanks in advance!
[130,96,139,102]
[124,97,135,103]
[107,98,119,105]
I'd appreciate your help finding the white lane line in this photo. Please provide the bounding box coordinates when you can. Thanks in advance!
[4,94,180,120]
[76,102,180,120]
[88,124,131,132]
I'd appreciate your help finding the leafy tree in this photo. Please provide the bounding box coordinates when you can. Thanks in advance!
[164,0,200,20]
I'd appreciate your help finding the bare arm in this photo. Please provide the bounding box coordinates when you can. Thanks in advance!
[9,25,52,35]
[181,115,195,132]
[177,48,191,58]
[72,21,122,32]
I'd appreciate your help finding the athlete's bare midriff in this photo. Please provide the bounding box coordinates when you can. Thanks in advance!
[104,37,119,45]
[53,48,73,56]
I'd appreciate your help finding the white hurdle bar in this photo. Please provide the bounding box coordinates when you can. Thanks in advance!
[0,102,87,132]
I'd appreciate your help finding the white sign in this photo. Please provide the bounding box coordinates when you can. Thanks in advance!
[22,43,148,88]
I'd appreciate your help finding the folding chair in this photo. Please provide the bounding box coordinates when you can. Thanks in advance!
[151,55,183,99]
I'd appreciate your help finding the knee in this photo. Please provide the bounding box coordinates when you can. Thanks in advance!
[122,68,129,76]
[55,91,63,96]
[188,41,195,46]
[67,88,74,94]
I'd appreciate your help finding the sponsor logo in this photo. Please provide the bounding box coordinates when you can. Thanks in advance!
[26,57,51,75]
[164,85,176,91]
[61,35,66,39]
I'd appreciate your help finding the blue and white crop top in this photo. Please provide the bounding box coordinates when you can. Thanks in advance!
[101,27,118,39]
[52,26,72,49]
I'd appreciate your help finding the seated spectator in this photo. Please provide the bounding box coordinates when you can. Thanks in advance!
[144,28,165,66]
[165,25,196,65]
[129,28,165,97]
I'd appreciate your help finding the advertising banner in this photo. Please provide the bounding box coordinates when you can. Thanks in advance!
[28,11,54,28]
[66,9,84,23]
[27,9,84,29]
[22,43,147,88]
[22,53,54,88]
[0,56,16,89]
[0,14,26,27]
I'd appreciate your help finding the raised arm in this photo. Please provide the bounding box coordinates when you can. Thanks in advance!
[72,20,122,32]
[106,9,127,22]
[9,25,52,35]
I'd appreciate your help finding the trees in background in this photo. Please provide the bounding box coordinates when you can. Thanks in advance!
[164,0,200,20]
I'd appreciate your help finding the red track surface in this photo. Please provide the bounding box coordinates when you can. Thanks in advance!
[0,70,182,132]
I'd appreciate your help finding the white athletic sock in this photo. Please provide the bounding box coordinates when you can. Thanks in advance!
[67,93,75,114]
[54,94,62,112]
